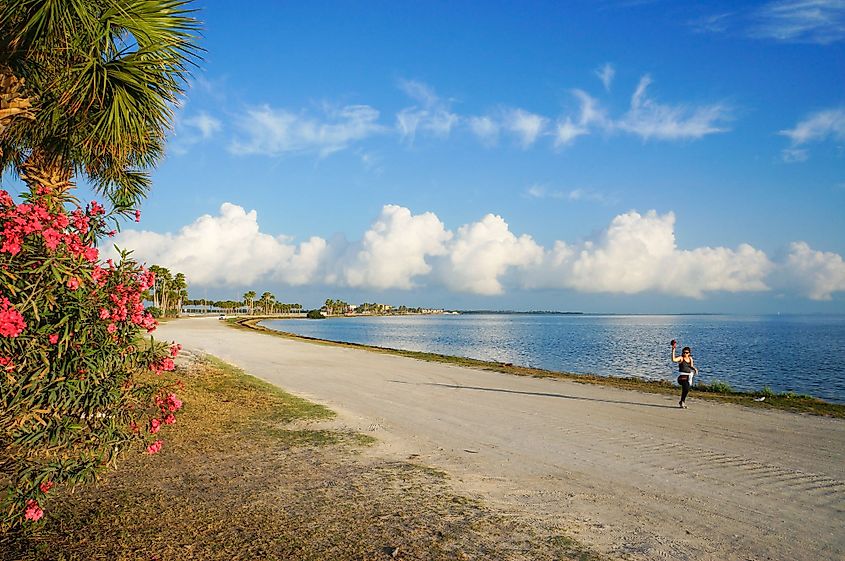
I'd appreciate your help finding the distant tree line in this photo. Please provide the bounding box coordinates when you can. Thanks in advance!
[147,265,187,317]
[183,291,302,315]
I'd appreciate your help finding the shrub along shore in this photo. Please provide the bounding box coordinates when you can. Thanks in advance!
[233,317,845,419]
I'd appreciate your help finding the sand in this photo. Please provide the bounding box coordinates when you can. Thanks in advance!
[155,317,845,561]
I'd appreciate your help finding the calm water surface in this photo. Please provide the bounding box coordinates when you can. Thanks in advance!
[260,314,845,403]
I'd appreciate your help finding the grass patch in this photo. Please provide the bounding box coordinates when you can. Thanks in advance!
[1,353,601,561]
[549,535,604,561]
[698,379,734,394]
[232,318,845,419]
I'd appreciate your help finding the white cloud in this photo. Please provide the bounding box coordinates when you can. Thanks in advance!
[779,106,845,145]
[168,111,223,155]
[554,90,608,147]
[749,0,845,44]
[525,184,612,204]
[689,12,734,34]
[468,115,500,145]
[524,211,772,298]
[778,106,845,162]
[615,76,731,140]
[111,203,843,302]
[108,203,323,287]
[439,214,544,295]
[184,112,222,139]
[335,205,451,289]
[230,104,383,156]
[396,79,460,142]
[781,147,810,162]
[526,184,549,198]
[595,63,616,91]
[783,241,845,300]
[503,108,548,148]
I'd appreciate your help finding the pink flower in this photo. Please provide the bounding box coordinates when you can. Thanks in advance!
[0,299,26,337]
[83,246,99,262]
[88,201,105,216]
[39,481,54,494]
[134,209,141,222]
[166,393,183,412]
[146,440,163,454]
[170,343,182,357]
[149,418,161,434]
[24,499,44,522]
[99,308,110,320]
[107,323,117,334]
[66,277,80,290]
[161,357,175,371]
[163,414,176,425]
[42,228,62,250]
[48,333,59,344]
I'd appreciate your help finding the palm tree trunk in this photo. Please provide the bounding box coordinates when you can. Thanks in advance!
[19,150,74,194]
[0,67,35,153]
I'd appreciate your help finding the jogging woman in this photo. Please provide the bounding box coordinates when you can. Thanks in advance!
[671,341,698,408]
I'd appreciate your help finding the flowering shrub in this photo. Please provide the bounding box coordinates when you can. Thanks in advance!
[0,186,182,531]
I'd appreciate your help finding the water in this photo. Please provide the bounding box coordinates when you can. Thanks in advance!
[260,314,845,403]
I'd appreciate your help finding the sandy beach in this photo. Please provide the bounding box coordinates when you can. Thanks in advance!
[156,317,845,561]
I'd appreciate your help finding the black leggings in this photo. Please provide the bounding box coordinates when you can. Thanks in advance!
[677,375,690,402]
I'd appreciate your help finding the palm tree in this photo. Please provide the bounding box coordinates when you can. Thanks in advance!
[173,272,187,316]
[0,1,201,209]
[243,291,256,315]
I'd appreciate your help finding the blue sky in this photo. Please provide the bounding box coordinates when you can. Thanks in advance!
[103,1,845,312]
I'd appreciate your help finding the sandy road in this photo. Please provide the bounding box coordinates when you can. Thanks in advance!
[156,317,845,561]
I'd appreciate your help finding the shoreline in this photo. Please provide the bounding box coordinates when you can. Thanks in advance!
[234,316,845,418]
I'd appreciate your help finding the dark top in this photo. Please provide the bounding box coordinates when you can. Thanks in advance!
[679,359,693,374]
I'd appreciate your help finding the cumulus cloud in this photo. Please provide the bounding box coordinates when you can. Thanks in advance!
[524,210,772,298]
[615,76,731,140]
[110,203,843,301]
[334,205,451,289]
[229,104,383,156]
[439,214,544,295]
[782,241,845,300]
[108,203,324,287]
[396,79,460,142]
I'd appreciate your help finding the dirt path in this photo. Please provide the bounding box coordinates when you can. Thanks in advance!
[156,317,845,561]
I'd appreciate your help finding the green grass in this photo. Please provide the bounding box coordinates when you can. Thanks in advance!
[231,318,845,419]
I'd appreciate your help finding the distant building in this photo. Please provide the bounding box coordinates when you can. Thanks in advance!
[181,304,249,314]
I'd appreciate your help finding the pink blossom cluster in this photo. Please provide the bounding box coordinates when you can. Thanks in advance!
[100,270,158,335]
[24,499,43,522]
[0,189,99,262]
[155,392,183,413]
[149,356,175,375]
[0,297,26,337]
